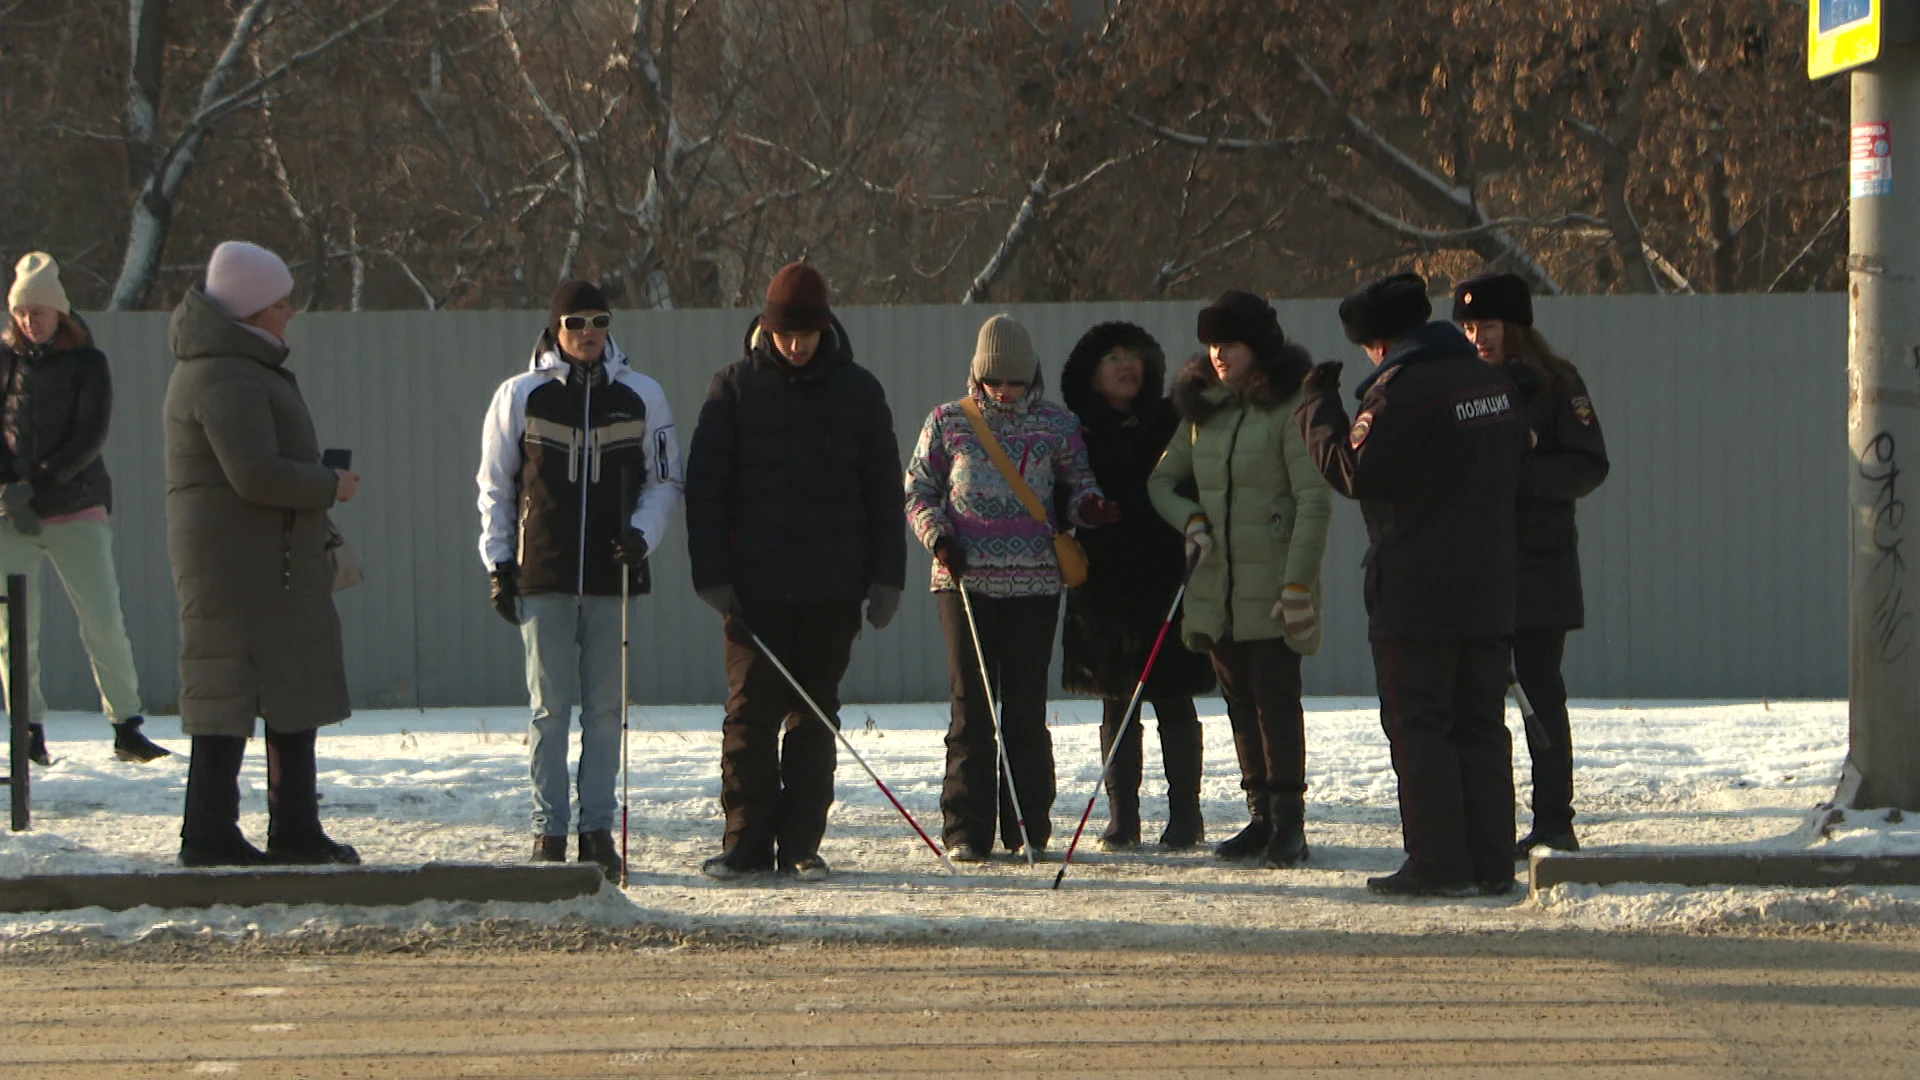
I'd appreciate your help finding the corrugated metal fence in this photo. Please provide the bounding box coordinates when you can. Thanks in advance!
[39,296,1843,712]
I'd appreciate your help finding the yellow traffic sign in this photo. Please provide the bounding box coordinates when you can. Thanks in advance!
[1810,0,1881,79]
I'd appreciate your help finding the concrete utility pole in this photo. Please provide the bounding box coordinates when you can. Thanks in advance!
[1843,1,1920,811]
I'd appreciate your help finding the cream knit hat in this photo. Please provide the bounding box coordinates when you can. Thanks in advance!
[8,253,70,315]
[970,313,1038,384]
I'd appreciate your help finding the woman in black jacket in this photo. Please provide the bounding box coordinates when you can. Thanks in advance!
[1059,322,1215,849]
[1,252,168,767]
[1453,273,1609,857]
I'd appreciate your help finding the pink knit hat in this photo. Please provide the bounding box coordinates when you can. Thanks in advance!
[204,241,294,318]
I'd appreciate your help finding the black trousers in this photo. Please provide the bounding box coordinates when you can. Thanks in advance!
[181,727,323,848]
[1371,637,1515,883]
[1512,628,1574,833]
[1210,638,1307,797]
[1098,696,1202,811]
[936,591,1059,852]
[719,600,862,864]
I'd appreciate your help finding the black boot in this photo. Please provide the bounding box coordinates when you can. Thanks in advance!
[262,728,357,865]
[1214,790,1271,860]
[1097,702,1142,849]
[26,722,51,767]
[1158,714,1204,849]
[266,834,361,865]
[1264,789,1309,869]
[1098,792,1141,850]
[1514,826,1579,860]
[531,835,567,863]
[179,835,267,868]
[113,716,173,763]
[578,829,624,883]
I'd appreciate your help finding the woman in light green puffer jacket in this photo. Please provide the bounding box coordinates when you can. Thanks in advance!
[1148,291,1332,870]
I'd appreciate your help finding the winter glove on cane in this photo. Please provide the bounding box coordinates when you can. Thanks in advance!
[611,525,649,567]
[488,564,519,625]
[1075,495,1122,527]
[1,482,40,537]
[932,538,969,580]
[1275,583,1316,641]
[866,584,902,630]
[1183,517,1213,563]
[1302,361,1343,395]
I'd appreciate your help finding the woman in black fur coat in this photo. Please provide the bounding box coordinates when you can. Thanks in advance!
[1059,322,1216,849]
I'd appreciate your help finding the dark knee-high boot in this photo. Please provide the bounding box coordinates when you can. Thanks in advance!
[1098,700,1142,849]
[180,735,262,867]
[1157,702,1204,849]
[265,727,359,865]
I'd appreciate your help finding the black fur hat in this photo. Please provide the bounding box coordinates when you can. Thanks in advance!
[1451,272,1533,327]
[1196,290,1285,356]
[1338,273,1432,344]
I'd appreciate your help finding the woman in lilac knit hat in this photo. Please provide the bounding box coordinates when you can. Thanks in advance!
[905,313,1116,863]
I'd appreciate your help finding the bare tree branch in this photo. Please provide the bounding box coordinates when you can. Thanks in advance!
[494,0,587,282]
[1281,44,1563,294]
[963,162,1049,304]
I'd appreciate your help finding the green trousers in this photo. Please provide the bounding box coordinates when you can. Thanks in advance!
[0,517,145,723]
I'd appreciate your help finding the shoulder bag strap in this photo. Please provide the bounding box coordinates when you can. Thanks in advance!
[957,396,1052,531]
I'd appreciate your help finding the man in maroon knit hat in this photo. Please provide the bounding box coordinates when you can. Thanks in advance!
[683,262,906,881]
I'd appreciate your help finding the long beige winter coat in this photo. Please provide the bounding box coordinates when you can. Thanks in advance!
[164,289,348,737]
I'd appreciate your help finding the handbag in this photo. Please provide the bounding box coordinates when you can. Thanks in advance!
[325,520,364,592]
[957,397,1089,588]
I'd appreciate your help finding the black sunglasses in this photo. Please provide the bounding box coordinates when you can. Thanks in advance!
[561,314,611,331]
[980,379,1029,389]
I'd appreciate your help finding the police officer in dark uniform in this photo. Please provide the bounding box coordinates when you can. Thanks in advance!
[1452,273,1610,858]
[1294,273,1530,897]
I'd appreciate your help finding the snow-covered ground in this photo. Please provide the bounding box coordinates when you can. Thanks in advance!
[5,699,1917,944]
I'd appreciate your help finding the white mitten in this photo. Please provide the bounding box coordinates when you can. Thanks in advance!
[1275,584,1315,640]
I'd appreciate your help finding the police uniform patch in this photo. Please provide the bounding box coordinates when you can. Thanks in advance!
[1450,388,1516,426]
[1349,410,1374,449]
[1570,395,1596,426]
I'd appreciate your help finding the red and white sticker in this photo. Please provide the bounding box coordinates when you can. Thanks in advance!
[1570,395,1596,426]
[1349,410,1375,449]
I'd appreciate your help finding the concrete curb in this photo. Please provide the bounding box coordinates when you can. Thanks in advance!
[1529,850,1920,891]
[0,863,606,913]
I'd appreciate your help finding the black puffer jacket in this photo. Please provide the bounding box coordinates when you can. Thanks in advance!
[0,320,114,517]
[685,316,906,606]
[1058,323,1214,699]
[1505,361,1609,629]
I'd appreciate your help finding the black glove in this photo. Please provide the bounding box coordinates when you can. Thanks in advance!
[933,538,968,579]
[1,482,40,537]
[866,584,902,630]
[1303,360,1343,394]
[612,526,649,567]
[489,564,519,625]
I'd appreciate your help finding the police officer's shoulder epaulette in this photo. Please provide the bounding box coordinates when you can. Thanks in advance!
[1371,364,1401,392]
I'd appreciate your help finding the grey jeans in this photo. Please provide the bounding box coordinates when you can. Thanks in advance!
[519,593,628,836]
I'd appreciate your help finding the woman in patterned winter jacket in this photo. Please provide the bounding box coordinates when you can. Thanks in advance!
[905,313,1116,864]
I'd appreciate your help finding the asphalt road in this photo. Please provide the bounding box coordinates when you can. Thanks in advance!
[3,930,1916,1078]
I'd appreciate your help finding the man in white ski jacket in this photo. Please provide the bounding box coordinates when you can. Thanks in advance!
[476,280,683,881]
